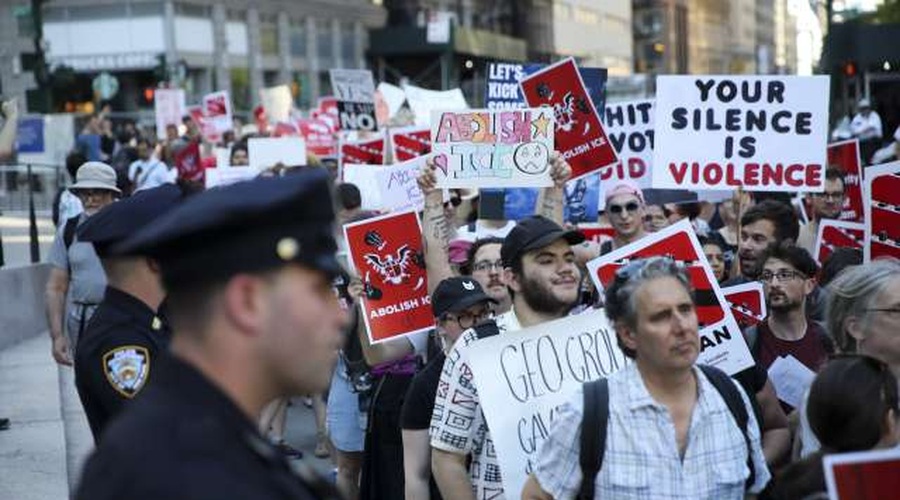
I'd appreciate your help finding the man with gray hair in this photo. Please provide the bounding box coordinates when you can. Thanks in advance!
[524,257,769,499]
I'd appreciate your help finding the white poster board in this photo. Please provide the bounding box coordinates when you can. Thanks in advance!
[466,310,629,497]
[599,99,655,209]
[204,167,260,189]
[375,156,429,212]
[403,83,468,127]
[202,90,233,133]
[259,85,293,124]
[247,137,307,169]
[154,88,186,140]
[653,75,829,192]
[342,163,383,211]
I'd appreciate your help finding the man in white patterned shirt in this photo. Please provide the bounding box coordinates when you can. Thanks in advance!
[430,216,586,500]
[523,257,770,499]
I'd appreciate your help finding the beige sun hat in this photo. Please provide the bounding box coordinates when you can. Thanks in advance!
[70,162,121,194]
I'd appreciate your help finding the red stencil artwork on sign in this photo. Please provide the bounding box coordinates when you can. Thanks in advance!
[814,220,864,264]
[865,163,900,262]
[722,282,767,329]
[520,57,617,180]
[340,137,386,173]
[826,139,865,222]
[390,126,432,162]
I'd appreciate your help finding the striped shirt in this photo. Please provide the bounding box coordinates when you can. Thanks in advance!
[535,363,770,499]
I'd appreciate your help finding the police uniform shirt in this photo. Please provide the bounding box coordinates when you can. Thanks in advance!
[74,286,171,442]
[75,353,340,500]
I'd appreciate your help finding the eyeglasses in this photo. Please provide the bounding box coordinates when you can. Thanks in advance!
[758,269,804,283]
[442,306,494,330]
[813,191,844,201]
[608,202,640,215]
[862,307,900,315]
[472,260,504,273]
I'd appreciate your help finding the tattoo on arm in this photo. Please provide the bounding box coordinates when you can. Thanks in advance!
[538,188,564,224]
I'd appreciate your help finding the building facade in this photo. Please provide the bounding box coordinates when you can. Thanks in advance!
[0,3,39,111]
[633,0,689,75]
[41,0,386,112]
[551,0,633,76]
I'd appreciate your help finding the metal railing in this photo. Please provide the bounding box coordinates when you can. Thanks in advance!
[0,164,65,266]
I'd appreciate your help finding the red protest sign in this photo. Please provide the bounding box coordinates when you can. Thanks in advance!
[577,223,616,244]
[826,139,865,222]
[814,220,864,264]
[825,448,900,500]
[340,136,386,174]
[273,121,299,137]
[722,282,767,329]
[865,161,900,262]
[390,126,432,162]
[343,211,432,344]
[174,140,203,183]
[520,57,617,180]
[297,118,337,157]
[586,220,753,375]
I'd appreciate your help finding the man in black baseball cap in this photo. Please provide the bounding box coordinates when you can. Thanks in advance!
[76,169,345,500]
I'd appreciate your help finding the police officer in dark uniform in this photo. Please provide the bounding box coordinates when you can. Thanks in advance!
[76,170,345,500]
[74,184,184,442]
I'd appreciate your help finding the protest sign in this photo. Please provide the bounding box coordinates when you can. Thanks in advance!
[330,69,377,131]
[485,62,608,115]
[375,156,428,212]
[17,114,74,166]
[204,167,260,189]
[187,105,221,143]
[343,211,432,343]
[202,91,233,133]
[259,85,293,123]
[403,83,468,127]
[430,108,555,189]
[214,147,230,168]
[586,220,755,375]
[827,139,865,222]
[390,126,432,162]
[377,82,406,121]
[16,116,43,153]
[154,88,186,140]
[339,135,386,173]
[247,137,307,169]
[864,161,900,262]
[342,164,383,211]
[466,309,628,497]
[824,448,900,500]
[578,223,616,244]
[653,75,829,192]
[722,282,767,329]
[599,99,655,209]
[173,140,202,182]
[814,220,864,264]
[297,118,337,157]
[520,57,618,180]
[497,172,600,223]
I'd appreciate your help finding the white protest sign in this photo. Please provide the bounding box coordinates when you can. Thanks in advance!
[330,69,377,131]
[403,83,468,127]
[247,137,307,169]
[599,99,654,209]
[154,88,186,140]
[259,85,293,123]
[204,167,260,189]
[214,147,230,168]
[653,75,829,192]
[377,82,406,120]
[466,309,629,497]
[343,164,383,211]
[431,108,555,189]
[766,355,815,408]
[375,156,428,212]
[202,90,233,133]
[586,220,755,375]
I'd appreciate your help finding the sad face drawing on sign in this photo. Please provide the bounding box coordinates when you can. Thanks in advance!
[514,142,550,175]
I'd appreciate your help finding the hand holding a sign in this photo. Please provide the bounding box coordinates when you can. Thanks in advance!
[535,151,572,225]
[2,98,18,120]
[548,151,572,188]
[417,157,440,195]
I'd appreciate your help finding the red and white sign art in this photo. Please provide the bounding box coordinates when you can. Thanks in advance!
[825,448,900,500]
[520,57,618,180]
[722,282,767,329]
[586,220,755,375]
[390,126,432,162]
[339,135,386,175]
[577,223,616,245]
[826,139,865,223]
[297,118,337,157]
[343,211,433,344]
[864,161,900,262]
[814,220,864,264]
[201,90,233,134]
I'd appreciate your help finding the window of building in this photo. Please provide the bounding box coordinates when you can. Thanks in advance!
[319,71,332,97]
[13,5,35,38]
[553,3,571,20]
[260,16,279,56]
[174,3,209,17]
[131,2,165,17]
[43,6,67,22]
[574,7,599,25]
[289,19,307,57]
[231,67,250,111]
[316,19,333,63]
[341,22,356,68]
[66,4,127,21]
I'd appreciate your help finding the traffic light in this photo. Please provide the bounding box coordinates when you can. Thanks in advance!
[843,61,857,77]
[154,54,169,83]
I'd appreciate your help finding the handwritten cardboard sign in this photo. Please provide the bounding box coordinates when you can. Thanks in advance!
[375,156,428,212]
[599,99,654,209]
[154,88,186,140]
[864,161,900,262]
[390,126,432,162]
[814,220,864,264]
[330,69,378,131]
[343,211,432,343]
[430,108,555,188]
[520,57,618,180]
[247,137,307,169]
[653,75,829,192]
[826,139,865,222]
[722,282,767,329]
[586,220,755,375]
[466,309,628,497]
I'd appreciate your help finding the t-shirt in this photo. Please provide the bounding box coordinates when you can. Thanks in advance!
[401,352,445,430]
[756,321,830,373]
[128,158,173,192]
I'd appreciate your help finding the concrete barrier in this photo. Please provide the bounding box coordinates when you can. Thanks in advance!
[0,263,51,351]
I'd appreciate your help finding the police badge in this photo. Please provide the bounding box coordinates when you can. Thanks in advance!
[103,346,150,398]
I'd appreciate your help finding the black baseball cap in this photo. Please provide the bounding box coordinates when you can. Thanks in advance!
[500,215,585,267]
[431,277,497,318]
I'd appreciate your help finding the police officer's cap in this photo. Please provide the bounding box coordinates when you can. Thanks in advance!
[78,184,186,258]
[113,169,341,289]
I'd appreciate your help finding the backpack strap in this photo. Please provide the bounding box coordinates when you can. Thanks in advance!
[578,378,609,500]
[743,324,760,359]
[63,215,79,251]
[698,365,756,491]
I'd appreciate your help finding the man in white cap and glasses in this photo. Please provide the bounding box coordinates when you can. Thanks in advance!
[46,161,120,366]
[850,97,883,164]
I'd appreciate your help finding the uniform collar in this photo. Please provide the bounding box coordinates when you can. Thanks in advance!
[103,286,167,333]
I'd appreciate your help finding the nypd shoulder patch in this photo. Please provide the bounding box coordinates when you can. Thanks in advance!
[102,345,150,398]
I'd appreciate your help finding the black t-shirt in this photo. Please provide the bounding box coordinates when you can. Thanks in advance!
[400,352,445,430]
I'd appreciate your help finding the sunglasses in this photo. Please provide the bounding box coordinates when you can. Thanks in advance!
[444,197,462,209]
[608,202,640,215]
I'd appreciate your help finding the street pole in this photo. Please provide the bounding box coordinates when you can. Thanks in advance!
[27,164,39,263]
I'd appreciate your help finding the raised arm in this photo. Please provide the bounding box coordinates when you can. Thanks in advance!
[418,158,456,294]
[534,152,571,225]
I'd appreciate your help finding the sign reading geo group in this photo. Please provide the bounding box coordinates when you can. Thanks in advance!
[653,75,829,192]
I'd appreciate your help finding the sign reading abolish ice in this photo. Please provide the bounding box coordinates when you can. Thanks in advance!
[586,220,755,375]
[431,108,555,188]
[467,309,628,497]
[343,211,433,343]
[654,76,829,192]
[330,69,378,131]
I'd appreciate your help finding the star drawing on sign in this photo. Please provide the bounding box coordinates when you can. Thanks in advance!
[531,112,551,139]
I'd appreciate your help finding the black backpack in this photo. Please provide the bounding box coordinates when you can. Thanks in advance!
[577,365,756,500]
